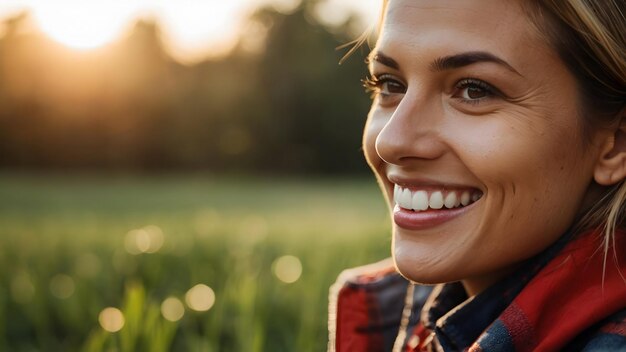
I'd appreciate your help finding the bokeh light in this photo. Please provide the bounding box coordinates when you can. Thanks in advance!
[49,274,75,299]
[0,0,382,349]
[272,255,302,283]
[143,225,165,252]
[98,307,125,332]
[161,297,185,322]
[124,225,164,255]
[185,284,215,312]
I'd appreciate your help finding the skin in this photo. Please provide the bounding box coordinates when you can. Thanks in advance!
[363,0,614,295]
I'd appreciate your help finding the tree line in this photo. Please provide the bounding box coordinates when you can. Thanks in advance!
[0,2,374,175]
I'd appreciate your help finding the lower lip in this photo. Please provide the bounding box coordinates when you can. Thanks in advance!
[393,203,475,230]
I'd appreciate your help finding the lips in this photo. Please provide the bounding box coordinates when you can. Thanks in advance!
[391,183,483,230]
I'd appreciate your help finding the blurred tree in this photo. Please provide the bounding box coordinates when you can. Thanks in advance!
[0,1,373,174]
[247,2,371,174]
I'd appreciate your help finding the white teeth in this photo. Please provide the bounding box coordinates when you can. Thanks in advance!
[429,191,444,209]
[412,191,429,211]
[460,191,471,206]
[399,188,412,209]
[444,192,457,209]
[394,185,482,211]
[394,184,400,204]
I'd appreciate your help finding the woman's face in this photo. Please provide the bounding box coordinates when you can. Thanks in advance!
[364,0,604,294]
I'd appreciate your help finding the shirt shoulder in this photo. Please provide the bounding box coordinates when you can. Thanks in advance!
[328,258,433,352]
[570,308,626,351]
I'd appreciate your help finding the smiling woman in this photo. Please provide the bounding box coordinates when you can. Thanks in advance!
[329,0,626,351]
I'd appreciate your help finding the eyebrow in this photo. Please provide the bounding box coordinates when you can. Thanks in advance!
[370,51,521,76]
[368,51,400,70]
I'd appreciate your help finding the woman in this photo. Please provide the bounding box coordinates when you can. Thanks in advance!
[329,1,626,351]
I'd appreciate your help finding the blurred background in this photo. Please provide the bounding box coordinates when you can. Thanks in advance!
[0,0,392,351]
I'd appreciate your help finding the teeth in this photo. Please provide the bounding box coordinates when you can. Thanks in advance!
[400,188,412,209]
[412,191,429,211]
[444,192,457,209]
[429,191,444,209]
[394,184,400,204]
[393,185,482,211]
[460,191,471,206]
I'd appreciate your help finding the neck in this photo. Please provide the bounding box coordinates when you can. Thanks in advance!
[461,264,522,297]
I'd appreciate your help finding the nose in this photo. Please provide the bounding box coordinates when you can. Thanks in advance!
[375,93,447,165]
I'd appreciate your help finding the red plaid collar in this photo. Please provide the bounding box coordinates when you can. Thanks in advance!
[407,229,626,351]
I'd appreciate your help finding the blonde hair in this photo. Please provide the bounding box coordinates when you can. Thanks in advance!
[526,0,626,277]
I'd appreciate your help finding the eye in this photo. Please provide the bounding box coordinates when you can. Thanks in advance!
[452,78,498,104]
[363,74,406,105]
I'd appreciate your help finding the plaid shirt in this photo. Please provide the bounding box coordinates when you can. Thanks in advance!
[329,229,626,351]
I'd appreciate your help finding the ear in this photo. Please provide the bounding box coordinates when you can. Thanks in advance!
[594,117,626,186]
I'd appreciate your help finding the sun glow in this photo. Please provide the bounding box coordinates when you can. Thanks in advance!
[11,0,256,61]
[0,0,379,61]
[31,2,136,50]
[150,2,244,62]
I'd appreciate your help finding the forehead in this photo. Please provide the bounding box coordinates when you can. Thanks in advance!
[378,0,541,65]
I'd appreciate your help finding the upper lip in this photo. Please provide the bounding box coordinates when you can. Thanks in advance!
[387,174,483,192]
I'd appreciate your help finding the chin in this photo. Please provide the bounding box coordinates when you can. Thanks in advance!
[394,262,461,285]
[391,235,463,285]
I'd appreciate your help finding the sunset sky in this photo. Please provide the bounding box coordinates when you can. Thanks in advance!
[0,0,380,63]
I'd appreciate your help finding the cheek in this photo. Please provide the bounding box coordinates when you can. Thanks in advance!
[455,115,583,187]
[458,118,591,243]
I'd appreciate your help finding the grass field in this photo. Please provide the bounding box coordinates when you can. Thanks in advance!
[0,173,391,351]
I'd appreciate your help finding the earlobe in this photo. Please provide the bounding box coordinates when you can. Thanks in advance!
[594,122,626,186]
